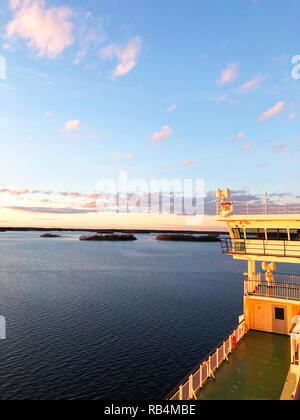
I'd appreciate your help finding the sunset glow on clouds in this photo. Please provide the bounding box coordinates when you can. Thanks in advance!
[6,0,74,59]
[242,143,252,151]
[236,74,265,92]
[151,126,173,144]
[64,120,80,131]
[217,62,239,86]
[100,37,142,78]
[0,0,299,229]
[258,101,285,122]
[232,133,246,142]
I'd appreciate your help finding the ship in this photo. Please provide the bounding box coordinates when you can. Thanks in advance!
[166,189,300,401]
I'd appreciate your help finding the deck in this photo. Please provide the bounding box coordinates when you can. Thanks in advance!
[244,273,300,302]
[247,283,300,301]
[196,331,290,400]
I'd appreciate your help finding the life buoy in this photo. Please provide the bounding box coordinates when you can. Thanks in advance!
[222,202,232,211]
[232,336,237,348]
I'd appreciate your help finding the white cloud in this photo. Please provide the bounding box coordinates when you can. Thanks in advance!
[236,74,265,92]
[289,112,298,120]
[258,101,285,122]
[100,37,142,78]
[217,62,239,86]
[242,143,252,151]
[64,120,80,131]
[150,126,173,144]
[6,0,74,59]
[232,132,246,142]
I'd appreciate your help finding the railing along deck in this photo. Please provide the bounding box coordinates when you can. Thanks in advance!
[221,238,300,259]
[245,273,300,302]
[165,320,246,400]
[217,199,300,216]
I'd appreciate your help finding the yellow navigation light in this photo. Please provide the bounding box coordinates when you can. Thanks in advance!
[262,262,276,272]
[216,188,231,201]
[262,262,276,284]
[216,188,232,217]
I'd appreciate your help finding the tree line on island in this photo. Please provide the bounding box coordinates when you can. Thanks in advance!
[40,232,221,242]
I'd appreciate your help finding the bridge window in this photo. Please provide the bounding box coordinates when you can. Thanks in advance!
[278,229,289,241]
[245,229,266,240]
[246,229,258,239]
[257,229,266,240]
[267,229,288,241]
[233,228,244,239]
[238,229,245,239]
[290,229,300,241]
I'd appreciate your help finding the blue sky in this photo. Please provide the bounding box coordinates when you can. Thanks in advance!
[0,0,299,228]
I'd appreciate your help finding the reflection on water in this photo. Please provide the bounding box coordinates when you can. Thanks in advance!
[0,231,296,400]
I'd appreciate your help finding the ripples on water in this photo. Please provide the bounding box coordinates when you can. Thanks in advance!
[0,232,297,400]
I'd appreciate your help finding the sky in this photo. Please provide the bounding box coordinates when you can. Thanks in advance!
[0,0,300,229]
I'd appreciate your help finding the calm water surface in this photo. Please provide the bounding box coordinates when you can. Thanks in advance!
[0,232,296,400]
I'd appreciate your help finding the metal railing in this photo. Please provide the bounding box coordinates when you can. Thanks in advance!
[291,321,300,365]
[165,320,247,401]
[245,273,300,301]
[221,238,300,259]
[295,376,300,401]
[216,199,300,216]
[292,342,300,400]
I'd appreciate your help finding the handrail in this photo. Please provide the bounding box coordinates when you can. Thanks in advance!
[244,274,300,301]
[293,342,300,400]
[295,380,300,401]
[220,238,300,259]
[165,320,247,400]
[217,199,300,216]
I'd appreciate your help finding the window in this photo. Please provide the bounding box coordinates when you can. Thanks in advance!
[235,242,246,252]
[245,228,266,240]
[278,229,288,241]
[267,229,279,240]
[267,229,288,241]
[290,229,300,241]
[233,228,246,239]
[275,308,285,321]
[237,228,245,239]
[245,229,258,239]
[233,228,240,239]
[257,229,266,240]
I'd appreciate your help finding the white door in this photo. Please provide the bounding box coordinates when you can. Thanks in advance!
[254,303,266,331]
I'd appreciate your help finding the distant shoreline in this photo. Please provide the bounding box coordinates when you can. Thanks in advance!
[156,234,221,242]
[0,227,228,235]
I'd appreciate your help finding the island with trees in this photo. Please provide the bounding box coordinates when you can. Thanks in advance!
[156,234,220,242]
[80,234,137,242]
[40,234,62,238]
